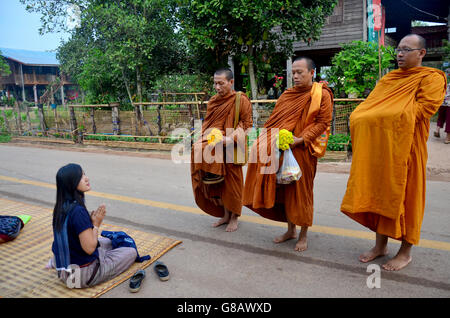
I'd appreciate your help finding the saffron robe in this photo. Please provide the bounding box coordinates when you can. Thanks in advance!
[191,91,253,217]
[341,67,447,245]
[243,84,333,226]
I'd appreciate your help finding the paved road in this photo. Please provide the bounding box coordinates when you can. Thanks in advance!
[0,143,449,299]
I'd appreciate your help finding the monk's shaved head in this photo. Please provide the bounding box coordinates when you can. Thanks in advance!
[397,34,427,69]
[214,68,234,96]
[402,34,426,49]
[293,56,316,72]
[214,68,234,81]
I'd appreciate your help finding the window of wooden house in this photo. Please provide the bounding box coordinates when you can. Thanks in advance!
[327,0,344,24]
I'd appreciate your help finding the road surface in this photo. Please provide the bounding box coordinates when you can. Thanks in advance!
[0,142,449,299]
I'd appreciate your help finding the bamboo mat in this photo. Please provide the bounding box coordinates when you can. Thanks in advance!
[0,198,181,298]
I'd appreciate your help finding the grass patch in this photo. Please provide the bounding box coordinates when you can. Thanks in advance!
[0,135,11,143]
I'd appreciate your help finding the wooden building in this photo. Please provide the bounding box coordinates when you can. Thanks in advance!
[292,0,366,69]
[0,47,77,105]
[288,0,450,85]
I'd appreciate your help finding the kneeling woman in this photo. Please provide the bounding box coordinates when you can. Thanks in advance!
[50,163,136,288]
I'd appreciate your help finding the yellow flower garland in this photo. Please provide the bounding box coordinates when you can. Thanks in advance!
[207,128,223,146]
[277,129,294,151]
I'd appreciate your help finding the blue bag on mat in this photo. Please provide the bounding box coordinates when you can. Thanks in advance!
[0,216,24,243]
[101,230,151,263]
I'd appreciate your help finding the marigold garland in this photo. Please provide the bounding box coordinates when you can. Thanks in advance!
[207,128,223,146]
[277,129,294,151]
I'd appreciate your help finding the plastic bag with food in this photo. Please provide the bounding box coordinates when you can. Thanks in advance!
[276,148,302,184]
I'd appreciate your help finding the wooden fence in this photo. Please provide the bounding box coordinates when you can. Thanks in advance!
[0,97,364,146]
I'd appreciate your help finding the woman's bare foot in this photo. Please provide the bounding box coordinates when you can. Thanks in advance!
[45,258,54,270]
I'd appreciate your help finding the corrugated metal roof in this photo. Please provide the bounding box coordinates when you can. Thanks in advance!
[0,47,59,66]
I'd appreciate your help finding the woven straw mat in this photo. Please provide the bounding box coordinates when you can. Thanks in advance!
[0,198,181,298]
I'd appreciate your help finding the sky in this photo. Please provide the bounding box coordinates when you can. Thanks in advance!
[0,0,71,52]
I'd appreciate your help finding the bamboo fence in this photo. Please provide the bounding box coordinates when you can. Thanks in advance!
[0,94,363,159]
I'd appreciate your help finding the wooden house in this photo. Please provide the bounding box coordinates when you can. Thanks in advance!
[0,47,78,105]
[288,0,449,85]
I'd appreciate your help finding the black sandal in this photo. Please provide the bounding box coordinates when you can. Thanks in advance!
[129,269,146,292]
[154,261,170,281]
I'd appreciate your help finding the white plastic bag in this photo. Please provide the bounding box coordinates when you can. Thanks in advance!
[276,148,302,184]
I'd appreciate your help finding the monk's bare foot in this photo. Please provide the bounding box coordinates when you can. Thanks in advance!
[382,242,412,271]
[359,247,388,263]
[382,254,412,271]
[225,216,238,232]
[212,216,229,228]
[274,230,296,243]
[294,236,308,252]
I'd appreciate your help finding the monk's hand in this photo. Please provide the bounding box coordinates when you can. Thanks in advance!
[290,136,304,148]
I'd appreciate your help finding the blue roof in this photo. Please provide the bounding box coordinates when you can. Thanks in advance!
[0,47,59,66]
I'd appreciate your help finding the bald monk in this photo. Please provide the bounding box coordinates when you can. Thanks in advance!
[341,34,447,271]
[243,57,333,251]
[191,68,253,232]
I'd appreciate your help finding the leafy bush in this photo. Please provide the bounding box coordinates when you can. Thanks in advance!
[152,74,214,97]
[1,96,15,107]
[327,134,351,151]
[0,134,11,143]
[327,41,395,97]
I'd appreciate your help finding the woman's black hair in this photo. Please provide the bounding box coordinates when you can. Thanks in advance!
[53,163,87,232]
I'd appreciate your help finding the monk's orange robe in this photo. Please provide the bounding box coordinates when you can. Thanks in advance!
[191,91,253,217]
[243,84,333,226]
[341,67,447,245]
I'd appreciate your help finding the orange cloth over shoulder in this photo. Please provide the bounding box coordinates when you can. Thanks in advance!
[341,67,447,245]
[243,83,333,226]
[191,91,253,217]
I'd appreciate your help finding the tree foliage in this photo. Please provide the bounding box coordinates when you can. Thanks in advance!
[23,0,338,103]
[20,0,89,34]
[178,0,338,98]
[0,50,11,78]
[326,41,395,97]
[56,0,184,104]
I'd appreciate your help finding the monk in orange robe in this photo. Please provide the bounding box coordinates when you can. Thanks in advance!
[191,68,253,232]
[243,57,333,251]
[341,34,447,271]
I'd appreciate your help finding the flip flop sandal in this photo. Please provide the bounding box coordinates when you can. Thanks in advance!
[129,269,146,293]
[434,131,440,138]
[154,261,170,281]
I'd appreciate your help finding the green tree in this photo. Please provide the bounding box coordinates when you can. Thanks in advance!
[20,0,89,34]
[326,41,395,97]
[56,0,184,104]
[178,0,337,100]
[442,40,450,62]
[0,50,11,77]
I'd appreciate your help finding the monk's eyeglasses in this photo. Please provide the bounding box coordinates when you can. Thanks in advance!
[395,48,422,54]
